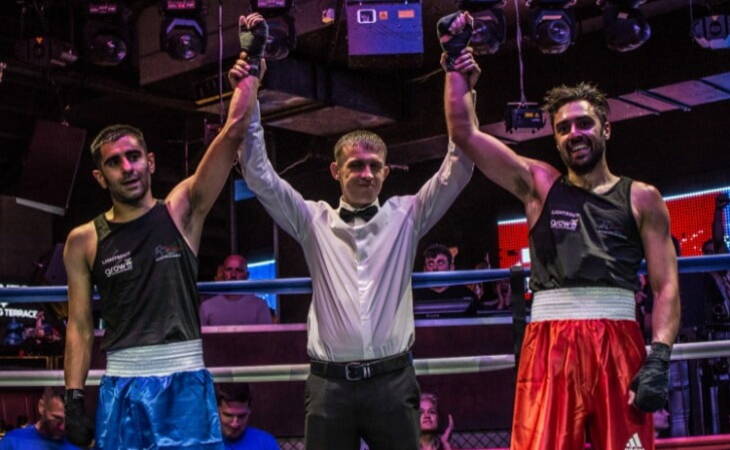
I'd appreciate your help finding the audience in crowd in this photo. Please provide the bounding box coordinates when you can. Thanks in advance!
[419,392,453,450]
[217,384,279,450]
[0,388,78,449]
[200,254,272,326]
[413,244,476,315]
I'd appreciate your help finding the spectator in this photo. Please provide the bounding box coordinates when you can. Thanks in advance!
[0,388,78,449]
[702,239,730,321]
[419,393,453,450]
[200,255,272,325]
[413,244,476,313]
[653,408,670,438]
[217,384,279,450]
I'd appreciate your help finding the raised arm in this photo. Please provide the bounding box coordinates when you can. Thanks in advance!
[445,66,556,205]
[166,14,269,251]
[165,71,260,252]
[236,81,313,241]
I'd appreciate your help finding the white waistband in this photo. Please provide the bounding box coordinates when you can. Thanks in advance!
[531,287,636,322]
[106,339,205,377]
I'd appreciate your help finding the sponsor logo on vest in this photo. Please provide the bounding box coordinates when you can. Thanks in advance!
[596,218,628,239]
[154,244,181,262]
[104,253,133,278]
[624,432,644,450]
[550,209,580,231]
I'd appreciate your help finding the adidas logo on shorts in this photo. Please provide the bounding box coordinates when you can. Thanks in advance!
[624,432,645,450]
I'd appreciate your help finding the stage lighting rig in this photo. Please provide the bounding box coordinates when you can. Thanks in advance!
[693,14,730,49]
[691,1,730,50]
[526,0,576,55]
[250,0,295,61]
[251,0,293,18]
[505,102,545,133]
[598,0,651,52]
[84,1,131,66]
[459,0,507,55]
[160,0,206,61]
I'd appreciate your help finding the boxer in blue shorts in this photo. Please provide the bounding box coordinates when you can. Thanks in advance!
[62,18,267,448]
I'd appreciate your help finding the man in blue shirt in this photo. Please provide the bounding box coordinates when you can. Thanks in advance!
[217,385,279,450]
[0,388,79,449]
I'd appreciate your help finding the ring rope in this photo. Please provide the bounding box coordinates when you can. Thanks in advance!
[2,254,730,303]
[0,340,728,387]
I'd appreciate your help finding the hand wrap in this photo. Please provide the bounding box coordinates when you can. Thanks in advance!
[64,389,95,447]
[437,12,473,71]
[239,18,269,77]
[630,342,671,412]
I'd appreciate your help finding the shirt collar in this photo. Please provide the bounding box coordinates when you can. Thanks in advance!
[338,198,380,212]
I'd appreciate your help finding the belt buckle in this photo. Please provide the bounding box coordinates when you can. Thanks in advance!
[345,362,371,381]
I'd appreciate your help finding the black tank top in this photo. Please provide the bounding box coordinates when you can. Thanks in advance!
[529,176,644,292]
[92,201,201,351]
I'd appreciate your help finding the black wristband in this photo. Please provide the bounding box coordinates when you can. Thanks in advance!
[649,342,671,361]
[65,388,85,404]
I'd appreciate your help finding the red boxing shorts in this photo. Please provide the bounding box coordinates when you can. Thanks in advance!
[511,287,654,450]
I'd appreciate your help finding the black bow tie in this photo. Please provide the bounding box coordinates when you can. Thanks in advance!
[339,205,378,223]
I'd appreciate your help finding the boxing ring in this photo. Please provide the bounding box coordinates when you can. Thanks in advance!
[2,254,730,449]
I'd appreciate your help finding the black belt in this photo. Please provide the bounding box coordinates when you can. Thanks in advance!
[310,352,413,381]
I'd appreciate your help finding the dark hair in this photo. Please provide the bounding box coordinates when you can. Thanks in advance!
[543,82,610,127]
[333,130,387,163]
[217,384,252,406]
[423,244,452,266]
[41,387,65,404]
[90,124,147,168]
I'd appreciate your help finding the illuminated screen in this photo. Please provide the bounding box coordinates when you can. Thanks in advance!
[497,186,730,268]
[247,259,277,311]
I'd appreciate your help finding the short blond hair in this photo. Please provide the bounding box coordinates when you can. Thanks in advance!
[333,130,387,163]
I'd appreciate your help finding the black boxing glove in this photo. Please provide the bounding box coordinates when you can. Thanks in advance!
[239,17,269,78]
[64,389,95,447]
[437,12,473,71]
[630,342,671,412]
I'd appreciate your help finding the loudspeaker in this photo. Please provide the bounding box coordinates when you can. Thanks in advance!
[346,0,423,69]
[15,120,86,215]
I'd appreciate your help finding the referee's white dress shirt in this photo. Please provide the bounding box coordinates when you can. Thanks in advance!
[239,101,473,362]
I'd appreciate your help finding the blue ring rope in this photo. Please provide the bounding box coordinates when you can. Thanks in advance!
[2,254,730,303]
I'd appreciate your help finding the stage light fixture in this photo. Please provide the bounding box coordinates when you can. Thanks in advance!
[250,0,296,61]
[528,0,576,55]
[692,14,730,49]
[264,15,296,61]
[459,0,507,55]
[84,1,131,66]
[600,0,651,52]
[160,0,206,61]
[251,0,293,18]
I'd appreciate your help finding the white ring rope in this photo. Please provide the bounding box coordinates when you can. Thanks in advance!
[1,340,728,387]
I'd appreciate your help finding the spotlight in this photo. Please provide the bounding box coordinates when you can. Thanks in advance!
[250,0,296,61]
[601,0,651,52]
[160,0,206,61]
[251,0,293,18]
[84,1,131,66]
[264,15,296,60]
[528,0,576,55]
[692,14,730,49]
[459,0,507,55]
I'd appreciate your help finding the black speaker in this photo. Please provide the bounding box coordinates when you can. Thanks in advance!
[15,121,86,215]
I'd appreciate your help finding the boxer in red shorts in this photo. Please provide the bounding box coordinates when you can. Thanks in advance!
[438,12,680,450]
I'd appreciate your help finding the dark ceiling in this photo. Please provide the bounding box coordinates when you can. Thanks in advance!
[1,0,730,280]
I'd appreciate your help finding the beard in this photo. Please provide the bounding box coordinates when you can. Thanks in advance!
[561,137,606,176]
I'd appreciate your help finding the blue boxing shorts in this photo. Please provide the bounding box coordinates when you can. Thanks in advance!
[95,339,224,449]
